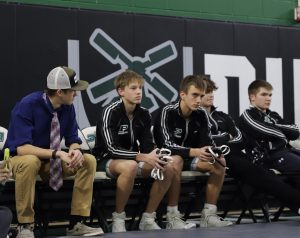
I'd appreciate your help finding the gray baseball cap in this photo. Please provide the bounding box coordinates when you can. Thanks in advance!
[47,66,89,91]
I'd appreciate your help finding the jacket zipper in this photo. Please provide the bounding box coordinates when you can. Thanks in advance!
[129,117,134,150]
[181,119,190,146]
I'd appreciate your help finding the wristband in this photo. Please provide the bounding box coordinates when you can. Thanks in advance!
[52,150,57,160]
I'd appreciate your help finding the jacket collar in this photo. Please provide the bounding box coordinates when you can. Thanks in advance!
[210,105,217,113]
[249,104,271,115]
[177,100,199,119]
[119,98,141,117]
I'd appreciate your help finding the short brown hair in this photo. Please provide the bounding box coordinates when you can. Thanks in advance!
[202,76,218,93]
[44,88,69,97]
[114,70,144,91]
[248,80,273,96]
[179,75,207,94]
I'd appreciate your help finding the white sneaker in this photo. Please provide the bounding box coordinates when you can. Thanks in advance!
[112,212,126,232]
[166,212,196,229]
[139,212,161,230]
[200,208,233,227]
[66,222,104,236]
[16,224,34,238]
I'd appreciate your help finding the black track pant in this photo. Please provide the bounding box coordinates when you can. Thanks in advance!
[266,148,300,189]
[226,152,300,214]
[0,206,12,238]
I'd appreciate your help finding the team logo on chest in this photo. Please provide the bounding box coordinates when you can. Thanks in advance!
[118,125,129,135]
[264,115,276,124]
[173,128,183,138]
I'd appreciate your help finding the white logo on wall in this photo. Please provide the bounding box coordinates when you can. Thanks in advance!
[68,31,300,128]
[87,28,178,112]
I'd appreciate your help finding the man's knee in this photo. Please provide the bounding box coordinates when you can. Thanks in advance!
[119,160,138,175]
[214,166,226,177]
[15,155,41,172]
[109,159,138,178]
[163,163,175,179]
[172,155,183,173]
[197,162,225,177]
[83,153,97,171]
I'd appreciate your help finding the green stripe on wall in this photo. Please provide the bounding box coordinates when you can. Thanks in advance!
[1,0,300,26]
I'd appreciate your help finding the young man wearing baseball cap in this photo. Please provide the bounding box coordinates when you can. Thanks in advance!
[4,66,103,237]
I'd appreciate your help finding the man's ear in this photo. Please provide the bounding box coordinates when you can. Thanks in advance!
[249,93,256,103]
[117,87,123,97]
[56,89,63,96]
[179,90,185,100]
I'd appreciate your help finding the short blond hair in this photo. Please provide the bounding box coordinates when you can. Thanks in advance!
[114,70,144,92]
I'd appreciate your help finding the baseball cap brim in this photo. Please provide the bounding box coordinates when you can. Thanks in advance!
[70,80,89,91]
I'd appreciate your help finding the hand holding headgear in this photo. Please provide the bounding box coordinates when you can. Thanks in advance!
[151,148,173,180]
[206,145,230,169]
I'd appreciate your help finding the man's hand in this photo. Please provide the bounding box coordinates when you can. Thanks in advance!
[192,146,213,160]
[68,149,84,169]
[0,161,12,183]
[138,148,167,170]
[56,150,72,165]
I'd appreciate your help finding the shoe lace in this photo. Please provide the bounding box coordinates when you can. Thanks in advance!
[175,215,187,224]
[146,218,160,229]
[205,213,226,222]
[72,222,89,232]
[170,213,188,227]
[79,222,92,230]
[144,216,154,223]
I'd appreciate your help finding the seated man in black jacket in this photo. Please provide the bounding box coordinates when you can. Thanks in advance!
[239,80,300,189]
[154,75,232,228]
[201,77,300,216]
[0,159,12,238]
[93,70,174,232]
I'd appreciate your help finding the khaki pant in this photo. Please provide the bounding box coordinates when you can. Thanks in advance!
[10,154,96,223]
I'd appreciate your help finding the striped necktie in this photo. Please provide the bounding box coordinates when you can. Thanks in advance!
[49,111,63,191]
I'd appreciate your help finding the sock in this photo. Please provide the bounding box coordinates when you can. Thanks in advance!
[113,211,125,217]
[203,203,217,212]
[142,212,155,218]
[69,215,83,229]
[18,223,33,228]
[167,205,179,213]
[114,211,124,215]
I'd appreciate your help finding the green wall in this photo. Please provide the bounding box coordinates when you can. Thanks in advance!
[1,0,300,26]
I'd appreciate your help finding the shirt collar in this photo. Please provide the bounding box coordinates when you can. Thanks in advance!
[42,93,62,113]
